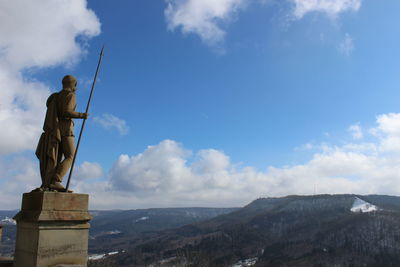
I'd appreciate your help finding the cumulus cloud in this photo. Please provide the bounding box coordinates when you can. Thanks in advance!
[97,140,377,208]
[372,113,400,153]
[0,156,40,209]
[290,0,362,19]
[77,113,400,209]
[165,0,247,45]
[0,0,101,154]
[0,71,50,154]
[75,161,103,180]
[4,112,400,209]
[374,113,400,137]
[109,140,191,194]
[0,0,100,70]
[94,113,129,135]
[0,157,102,209]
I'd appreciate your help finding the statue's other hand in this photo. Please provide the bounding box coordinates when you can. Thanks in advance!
[81,113,89,119]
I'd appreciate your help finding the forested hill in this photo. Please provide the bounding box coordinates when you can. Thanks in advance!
[89,207,239,237]
[3,195,400,266]
[89,194,400,267]
[0,207,238,257]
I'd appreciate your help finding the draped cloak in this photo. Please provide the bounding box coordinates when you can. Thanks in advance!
[35,93,62,187]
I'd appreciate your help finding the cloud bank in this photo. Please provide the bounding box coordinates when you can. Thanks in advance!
[0,0,101,154]
[75,161,103,180]
[2,112,400,209]
[69,112,400,209]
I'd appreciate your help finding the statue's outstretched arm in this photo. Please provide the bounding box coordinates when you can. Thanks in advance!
[62,93,88,119]
[63,110,88,119]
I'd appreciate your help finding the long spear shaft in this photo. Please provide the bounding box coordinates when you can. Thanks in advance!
[66,46,105,191]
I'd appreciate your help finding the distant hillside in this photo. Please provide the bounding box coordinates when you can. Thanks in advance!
[0,207,238,257]
[89,194,400,267]
[90,207,239,236]
[88,207,238,253]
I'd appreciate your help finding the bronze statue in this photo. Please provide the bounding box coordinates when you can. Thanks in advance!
[35,75,88,192]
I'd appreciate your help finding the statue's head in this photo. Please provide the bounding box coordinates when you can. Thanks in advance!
[62,75,77,90]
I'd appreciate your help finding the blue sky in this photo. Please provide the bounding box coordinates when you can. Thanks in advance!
[50,0,400,168]
[84,0,398,168]
[1,0,400,209]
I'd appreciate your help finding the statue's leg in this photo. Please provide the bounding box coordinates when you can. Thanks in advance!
[42,158,56,189]
[54,136,76,183]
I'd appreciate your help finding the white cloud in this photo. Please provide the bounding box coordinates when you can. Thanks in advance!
[0,71,50,154]
[0,0,101,154]
[375,113,400,137]
[4,113,400,209]
[75,161,103,180]
[291,0,362,19]
[96,140,377,208]
[372,113,400,153]
[94,113,129,135]
[0,156,40,209]
[348,123,363,139]
[0,158,103,209]
[164,0,363,49]
[71,113,400,208]
[338,33,354,55]
[108,140,191,194]
[0,0,100,70]
[165,0,246,45]
[192,149,230,174]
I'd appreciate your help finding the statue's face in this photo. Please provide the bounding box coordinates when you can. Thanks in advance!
[62,75,77,90]
[63,80,77,90]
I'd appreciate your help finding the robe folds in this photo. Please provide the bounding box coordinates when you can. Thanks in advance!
[35,93,62,187]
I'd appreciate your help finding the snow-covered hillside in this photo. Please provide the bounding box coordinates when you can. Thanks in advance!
[351,197,378,213]
[0,216,16,225]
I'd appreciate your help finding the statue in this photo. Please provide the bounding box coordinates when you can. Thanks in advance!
[35,75,88,192]
[12,48,104,267]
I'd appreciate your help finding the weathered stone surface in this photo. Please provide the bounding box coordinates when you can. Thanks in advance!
[0,257,13,267]
[13,192,92,267]
[14,192,91,222]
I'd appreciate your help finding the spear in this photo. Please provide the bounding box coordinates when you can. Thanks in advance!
[65,46,105,192]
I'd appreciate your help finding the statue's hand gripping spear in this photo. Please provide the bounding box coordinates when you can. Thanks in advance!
[65,46,105,192]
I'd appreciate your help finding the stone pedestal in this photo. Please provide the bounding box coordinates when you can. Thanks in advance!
[13,192,92,267]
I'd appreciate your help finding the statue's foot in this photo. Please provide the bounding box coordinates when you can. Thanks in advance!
[31,187,45,192]
[49,182,73,193]
[58,188,73,193]
[49,182,65,191]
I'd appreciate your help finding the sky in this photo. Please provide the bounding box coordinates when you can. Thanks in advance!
[1,0,400,209]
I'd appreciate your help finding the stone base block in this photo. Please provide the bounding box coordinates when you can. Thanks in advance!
[13,192,92,267]
[0,257,13,267]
